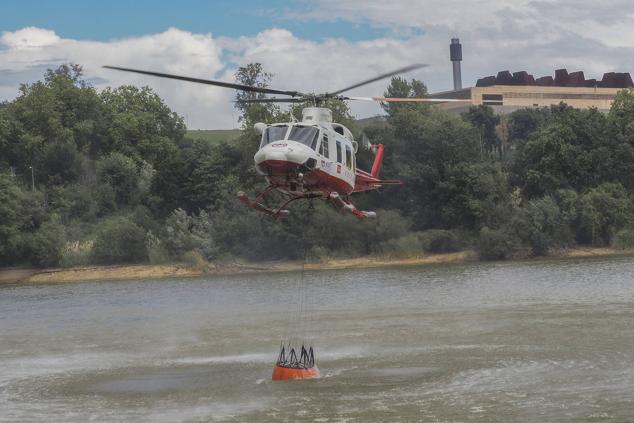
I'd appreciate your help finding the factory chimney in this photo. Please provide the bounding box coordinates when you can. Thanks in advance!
[450,38,462,90]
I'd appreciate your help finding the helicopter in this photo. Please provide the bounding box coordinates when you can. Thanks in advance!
[104,64,467,218]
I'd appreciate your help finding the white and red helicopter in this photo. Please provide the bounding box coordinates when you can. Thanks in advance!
[104,64,465,218]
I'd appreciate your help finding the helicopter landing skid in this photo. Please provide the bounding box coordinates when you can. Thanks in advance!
[237,190,298,218]
[328,192,376,219]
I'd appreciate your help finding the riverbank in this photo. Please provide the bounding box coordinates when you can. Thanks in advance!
[2,247,633,284]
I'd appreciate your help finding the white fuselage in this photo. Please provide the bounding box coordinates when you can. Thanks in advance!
[253,108,357,196]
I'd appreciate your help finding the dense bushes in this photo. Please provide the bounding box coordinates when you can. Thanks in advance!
[4,64,634,268]
[377,229,463,258]
[476,227,518,261]
[91,217,147,264]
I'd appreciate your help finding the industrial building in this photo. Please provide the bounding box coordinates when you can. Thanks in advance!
[433,38,634,114]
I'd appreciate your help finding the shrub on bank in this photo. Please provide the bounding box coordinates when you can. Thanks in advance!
[91,216,147,264]
[146,231,170,264]
[476,226,518,260]
[60,240,94,267]
[377,229,463,258]
[419,229,462,253]
[182,250,209,271]
[307,245,330,263]
[378,233,425,258]
[29,215,66,267]
[614,225,634,249]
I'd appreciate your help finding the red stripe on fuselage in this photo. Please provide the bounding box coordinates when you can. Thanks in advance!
[305,168,354,195]
[258,160,300,175]
[262,161,354,196]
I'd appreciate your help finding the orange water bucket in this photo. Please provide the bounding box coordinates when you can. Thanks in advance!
[272,365,320,381]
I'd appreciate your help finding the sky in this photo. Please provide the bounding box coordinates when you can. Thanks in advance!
[2,0,634,129]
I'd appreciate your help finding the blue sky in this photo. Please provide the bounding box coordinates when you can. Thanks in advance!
[0,0,384,42]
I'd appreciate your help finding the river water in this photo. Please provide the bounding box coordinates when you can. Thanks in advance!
[1,257,634,422]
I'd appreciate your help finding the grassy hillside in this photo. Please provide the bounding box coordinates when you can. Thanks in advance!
[186,129,241,143]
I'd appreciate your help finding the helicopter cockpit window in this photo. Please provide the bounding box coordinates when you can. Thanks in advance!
[288,126,320,150]
[262,125,288,146]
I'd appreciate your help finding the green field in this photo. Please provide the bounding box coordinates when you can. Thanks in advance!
[186,129,241,143]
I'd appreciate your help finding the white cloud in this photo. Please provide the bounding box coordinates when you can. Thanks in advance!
[2,1,634,128]
[0,27,61,49]
[0,27,233,129]
[291,0,634,85]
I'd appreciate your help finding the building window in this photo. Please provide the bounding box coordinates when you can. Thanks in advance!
[482,94,503,106]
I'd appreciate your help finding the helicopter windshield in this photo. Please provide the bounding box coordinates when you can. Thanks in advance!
[262,125,288,146]
[288,126,320,150]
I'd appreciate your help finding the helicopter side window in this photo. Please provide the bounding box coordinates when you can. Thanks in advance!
[288,126,320,150]
[345,145,353,169]
[320,134,329,159]
[335,140,343,163]
[262,125,288,147]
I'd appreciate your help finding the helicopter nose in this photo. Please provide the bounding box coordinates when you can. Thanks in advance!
[254,141,313,175]
[264,150,289,165]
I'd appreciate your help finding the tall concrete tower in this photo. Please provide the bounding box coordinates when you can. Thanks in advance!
[450,38,462,90]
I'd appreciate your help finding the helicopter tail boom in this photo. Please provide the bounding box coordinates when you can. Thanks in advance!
[371,143,385,178]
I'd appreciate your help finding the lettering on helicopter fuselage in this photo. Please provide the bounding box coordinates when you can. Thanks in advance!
[321,159,333,170]
[271,143,287,147]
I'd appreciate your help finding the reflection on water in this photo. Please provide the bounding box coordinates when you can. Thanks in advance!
[1,257,634,422]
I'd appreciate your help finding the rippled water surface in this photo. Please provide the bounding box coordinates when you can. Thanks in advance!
[1,257,634,422]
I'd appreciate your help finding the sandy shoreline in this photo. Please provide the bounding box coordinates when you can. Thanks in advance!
[1,248,633,284]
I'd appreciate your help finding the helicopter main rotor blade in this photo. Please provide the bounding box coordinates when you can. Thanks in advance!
[345,96,471,103]
[327,64,428,96]
[103,66,303,97]
[238,98,305,103]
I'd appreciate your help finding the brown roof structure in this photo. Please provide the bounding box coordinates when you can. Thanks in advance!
[476,69,634,89]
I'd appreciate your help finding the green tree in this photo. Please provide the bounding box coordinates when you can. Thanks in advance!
[385,105,482,228]
[382,76,429,117]
[578,182,632,245]
[507,107,551,143]
[511,105,612,197]
[40,140,84,185]
[234,63,278,125]
[462,105,501,157]
[608,89,634,133]
[512,196,569,256]
[96,152,140,206]
[29,214,66,267]
[0,173,23,262]
[100,85,185,162]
